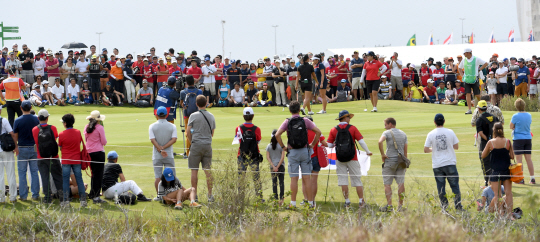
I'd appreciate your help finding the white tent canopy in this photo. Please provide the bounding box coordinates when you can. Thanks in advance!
[326,42,540,67]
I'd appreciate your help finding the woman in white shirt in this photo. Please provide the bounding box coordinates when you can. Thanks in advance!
[33,55,46,77]
[61,57,76,93]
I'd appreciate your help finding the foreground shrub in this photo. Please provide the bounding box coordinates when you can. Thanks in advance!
[499,95,539,112]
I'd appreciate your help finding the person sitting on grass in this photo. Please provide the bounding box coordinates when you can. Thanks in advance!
[101,151,151,202]
[442,81,457,105]
[41,81,54,106]
[245,81,258,107]
[51,78,66,106]
[422,79,437,103]
[30,83,47,107]
[257,83,273,107]
[436,81,446,104]
[319,85,336,103]
[407,81,423,102]
[80,80,93,105]
[217,79,230,107]
[377,75,392,100]
[336,79,352,102]
[101,81,124,106]
[158,167,201,210]
[67,78,81,105]
[476,185,504,212]
[134,79,153,106]
[230,82,246,107]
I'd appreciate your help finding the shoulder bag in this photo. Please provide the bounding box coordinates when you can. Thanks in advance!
[390,130,410,169]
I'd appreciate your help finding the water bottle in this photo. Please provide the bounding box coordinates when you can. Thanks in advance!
[114,190,119,203]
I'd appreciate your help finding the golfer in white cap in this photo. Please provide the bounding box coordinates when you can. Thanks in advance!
[458,48,488,114]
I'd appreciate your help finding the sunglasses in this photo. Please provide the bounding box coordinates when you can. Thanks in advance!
[408,84,413,86]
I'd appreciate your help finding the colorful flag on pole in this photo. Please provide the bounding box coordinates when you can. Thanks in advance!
[529,29,535,41]
[443,32,452,45]
[489,30,496,43]
[429,33,433,45]
[320,147,371,176]
[468,32,474,44]
[508,29,515,42]
[406,34,416,46]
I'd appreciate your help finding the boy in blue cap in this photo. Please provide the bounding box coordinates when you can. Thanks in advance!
[158,167,201,210]
[101,151,151,202]
[149,106,177,197]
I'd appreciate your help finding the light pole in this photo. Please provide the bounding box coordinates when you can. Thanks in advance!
[292,45,294,58]
[221,20,226,57]
[459,18,465,44]
[272,25,278,55]
[96,32,103,52]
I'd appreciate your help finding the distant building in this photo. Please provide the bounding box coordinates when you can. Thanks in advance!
[517,0,540,41]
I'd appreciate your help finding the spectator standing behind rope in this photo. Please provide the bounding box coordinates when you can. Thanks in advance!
[58,114,87,208]
[474,100,500,187]
[13,100,40,201]
[481,122,514,216]
[186,95,215,203]
[510,98,535,184]
[424,113,462,211]
[149,106,178,199]
[0,105,18,203]
[84,110,108,204]
[32,109,63,204]
[0,67,25,127]
[378,117,407,212]
[235,107,263,199]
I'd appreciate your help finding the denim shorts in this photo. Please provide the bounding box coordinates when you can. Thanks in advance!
[311,156,321,172]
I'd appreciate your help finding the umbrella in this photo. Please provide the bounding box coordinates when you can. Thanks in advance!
[61,42,88,49]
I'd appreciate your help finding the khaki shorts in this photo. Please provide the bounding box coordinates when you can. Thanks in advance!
[188,143,212,170]
[351,77,365,90]
[382,162,406,185]
[153,157,175,178]
[204,83,216,95]
[336,160,363,187]
[390,76,403,90]
[529,84,538,95]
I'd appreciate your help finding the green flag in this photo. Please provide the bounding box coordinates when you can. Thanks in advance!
[407,34,416,46]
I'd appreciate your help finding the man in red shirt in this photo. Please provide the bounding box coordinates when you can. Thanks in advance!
[45,53,60,83]
[337,55,349,87]
[455,81,466,100]
[132,53,145,88]
[327,110,372,208]
[213,56,225,101]
[419,61,432,86]
[235,107,263,198]
[186,59,202,84]
[168,60,182,76]
[141,59,154,89]
[422,79,437,103]
[155,58,169,90]
[32,109,63,204]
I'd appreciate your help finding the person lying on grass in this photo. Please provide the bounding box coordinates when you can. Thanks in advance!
[158,167,201,210]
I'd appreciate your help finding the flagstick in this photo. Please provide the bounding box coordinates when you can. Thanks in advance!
[324,164,331,204]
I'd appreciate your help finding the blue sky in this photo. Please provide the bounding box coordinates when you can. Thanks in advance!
[3,0,519,62]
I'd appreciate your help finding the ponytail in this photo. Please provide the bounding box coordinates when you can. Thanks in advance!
[86,118,99,134]
[493,122,504,138]
[270,129,278,150]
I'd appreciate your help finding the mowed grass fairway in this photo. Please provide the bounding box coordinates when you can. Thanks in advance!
[1,100,539,217]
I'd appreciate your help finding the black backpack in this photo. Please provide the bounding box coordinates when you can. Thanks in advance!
[287,117,308,149]
[335,125,357,162]
[38,125,58,158]
[0,117,16,152]
[118,193,137,205]
[480,114,498,140]
[184,88,199,118]
[239,124,261,162]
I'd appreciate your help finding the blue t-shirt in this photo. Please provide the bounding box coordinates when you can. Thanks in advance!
[223,64,232,77]
[13,114,40,146]
[295,61,301,67]
[515,66,530,86]
[481,186,504,211]
[350,58,364,78]
[314,63,327,84]
[511,112,532,140]
[219,84,230,99]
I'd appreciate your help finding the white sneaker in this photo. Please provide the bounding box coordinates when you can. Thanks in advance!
[153,196,162,202]
[371,107,378,112]
[308,111,314,115]
[300,108,306,115]
[316,110,326,114]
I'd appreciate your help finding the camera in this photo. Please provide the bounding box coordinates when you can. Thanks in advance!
[508,65,519,72]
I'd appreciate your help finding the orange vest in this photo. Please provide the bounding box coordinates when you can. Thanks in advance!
[111,66,123,80]
[2,76,24,101]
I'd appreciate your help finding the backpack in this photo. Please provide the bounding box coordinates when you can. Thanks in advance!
[118,193,137,205]
[334,125,357,162]
[239,124,261,162]
[38,125,58,158]
[0,117,16,152]
[287,117,308,149]
[184,88,199,118]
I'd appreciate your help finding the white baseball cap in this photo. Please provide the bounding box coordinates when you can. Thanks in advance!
[243,107,254,115]
[286,55,292,59]
[427,79,434,83]
[38,109,50,118]
[224,56,230,60]
[463,48,472,53]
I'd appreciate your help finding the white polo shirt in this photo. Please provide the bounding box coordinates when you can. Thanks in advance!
[201,64,217,84]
